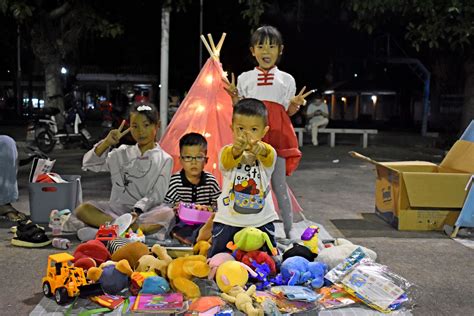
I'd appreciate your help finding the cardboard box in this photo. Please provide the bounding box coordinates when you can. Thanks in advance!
[351,139,474,231]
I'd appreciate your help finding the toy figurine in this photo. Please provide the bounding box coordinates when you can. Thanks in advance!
[301,225,319,254]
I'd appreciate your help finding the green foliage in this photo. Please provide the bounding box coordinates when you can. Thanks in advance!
[345,0,474,51]
[239,0,265,30]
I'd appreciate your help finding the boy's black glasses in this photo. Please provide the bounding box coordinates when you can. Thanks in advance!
[180,156,208,162]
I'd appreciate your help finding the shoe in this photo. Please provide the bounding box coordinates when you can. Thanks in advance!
[62,214,86,233]
[77,227,99,242]
[0,204,28,222]
[11,221,51,248]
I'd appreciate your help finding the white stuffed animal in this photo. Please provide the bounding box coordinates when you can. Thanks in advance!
[316,238,377,270]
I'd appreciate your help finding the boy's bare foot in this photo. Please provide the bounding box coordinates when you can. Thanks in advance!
[0,204,27,222]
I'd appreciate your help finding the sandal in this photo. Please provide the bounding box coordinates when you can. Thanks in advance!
[0,204,28,222]
[11,221,51,248]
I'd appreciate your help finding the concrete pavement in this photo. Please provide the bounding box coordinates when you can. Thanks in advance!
[0,129,473,315]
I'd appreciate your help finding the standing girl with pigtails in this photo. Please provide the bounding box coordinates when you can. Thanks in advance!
[224,25,313,238]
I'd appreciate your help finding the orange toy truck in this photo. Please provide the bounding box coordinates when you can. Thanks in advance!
[42,253,102,304]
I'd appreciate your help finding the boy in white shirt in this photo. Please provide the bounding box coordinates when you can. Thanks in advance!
[209,98,279,257]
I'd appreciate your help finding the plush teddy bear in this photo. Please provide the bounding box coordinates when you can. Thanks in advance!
[167,255,210,299]
[277,256,328,289]
[215,260,257,293]
[221,285,263,316]
[111,241,149,270]
[136,244,172,278]
[316,238,377,270]
[87,259,133,295]
[226,227,277,256]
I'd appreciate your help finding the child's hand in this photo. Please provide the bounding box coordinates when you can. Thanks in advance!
[105,120,130,147]
[289,86,315,116]
[222,72,239,104]
[249,139,267,157]
[232,134,248,158]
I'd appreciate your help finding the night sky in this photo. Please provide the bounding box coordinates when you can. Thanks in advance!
[77,0,376,95]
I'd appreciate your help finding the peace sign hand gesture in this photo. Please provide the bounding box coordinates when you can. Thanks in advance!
[105,120,131,147]
[288,86,315,116]
[222,72,239,105]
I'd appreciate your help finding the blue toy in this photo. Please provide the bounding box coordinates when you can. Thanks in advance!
[251,261,271,290]
[140,276,170,294]
[276,256,328,289]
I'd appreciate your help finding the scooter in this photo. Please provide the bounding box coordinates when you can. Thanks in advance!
[29,105,92,153]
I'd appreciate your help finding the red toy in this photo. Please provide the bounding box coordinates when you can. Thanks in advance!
[95,223,119,241]
[234,250,276,275]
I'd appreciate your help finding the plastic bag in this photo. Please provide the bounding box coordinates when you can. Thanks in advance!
[324,248,416,313]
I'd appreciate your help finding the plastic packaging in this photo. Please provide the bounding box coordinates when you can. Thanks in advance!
[324,248,416,313]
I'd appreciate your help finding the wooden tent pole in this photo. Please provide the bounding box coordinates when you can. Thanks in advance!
[200,35,214,57]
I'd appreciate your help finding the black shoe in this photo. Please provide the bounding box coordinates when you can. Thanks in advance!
[11,221,51,248]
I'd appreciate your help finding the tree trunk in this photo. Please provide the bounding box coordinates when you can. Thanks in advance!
[44,61,64,112]
[461,58,474,131]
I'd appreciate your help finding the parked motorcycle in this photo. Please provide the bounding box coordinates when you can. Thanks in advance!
[27,104,92,153]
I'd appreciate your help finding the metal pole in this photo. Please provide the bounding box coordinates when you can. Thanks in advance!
[159,6,170,138]
[199,0,203,69]
[16,24,22,116]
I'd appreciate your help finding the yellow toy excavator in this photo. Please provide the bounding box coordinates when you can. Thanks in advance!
[42,253,103,305]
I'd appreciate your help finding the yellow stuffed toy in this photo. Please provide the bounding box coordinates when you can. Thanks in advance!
[216,260,257,293]
[221,285,263,316]
[136,244,172,278]
[167,255,210,299]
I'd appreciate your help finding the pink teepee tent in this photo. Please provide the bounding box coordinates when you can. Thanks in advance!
[160,34,233,184]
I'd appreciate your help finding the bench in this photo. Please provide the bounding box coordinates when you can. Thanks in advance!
[293,127,378,148]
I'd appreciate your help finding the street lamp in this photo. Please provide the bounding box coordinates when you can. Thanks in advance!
[61,67,67,74]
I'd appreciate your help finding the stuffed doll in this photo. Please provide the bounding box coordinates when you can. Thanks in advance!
[226,227,277,256]
[73,239,111,266]
[234,250,276,275]
[282,243,317,262]
[193,240,212,257]
[87,259,133,295]
[215,260,257,293]
[276,256,328,289]
[136,244,172,278]
[140,275,170,294]
[316,238,377,270]
[207,252,235,280]
[167,255,210,299]
[111,241,149,270]
[221,285,263,316]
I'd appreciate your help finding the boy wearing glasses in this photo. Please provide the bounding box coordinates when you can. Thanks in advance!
[164,133,221,244]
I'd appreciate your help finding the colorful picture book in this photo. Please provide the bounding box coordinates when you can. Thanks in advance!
[132,293,184,313]
[90,294,125,310]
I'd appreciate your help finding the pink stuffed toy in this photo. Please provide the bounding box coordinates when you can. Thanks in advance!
[207,252,235,280]
[73,239,111,266]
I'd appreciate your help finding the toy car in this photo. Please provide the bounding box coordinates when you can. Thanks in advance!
[95,223,119,241]
[42,253,103,304]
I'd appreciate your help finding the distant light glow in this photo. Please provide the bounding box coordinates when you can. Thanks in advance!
[60,67,67,74]
[371,95,377,104]
[354,73,358,77]
[212,163,217,170]
[204,132,211,138]
[323,90,334,94]
[195,104,205,113]
[7,70,10,73]
[341,97,347,102]
[159,84,162,88]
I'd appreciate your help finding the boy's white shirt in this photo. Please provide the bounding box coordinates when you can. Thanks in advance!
[82,141,173,212]
[237,66,296,110]
[214,145,280,228]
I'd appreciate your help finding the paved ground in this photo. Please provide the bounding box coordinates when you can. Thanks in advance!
[0,127,473,315]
